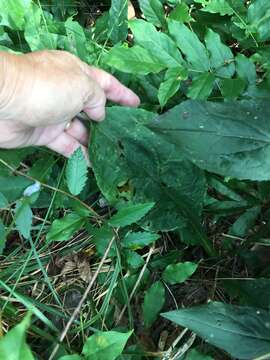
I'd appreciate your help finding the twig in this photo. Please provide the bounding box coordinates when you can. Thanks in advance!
[48,235,116,360]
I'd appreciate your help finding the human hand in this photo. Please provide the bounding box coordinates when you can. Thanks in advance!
[0,50,140,157]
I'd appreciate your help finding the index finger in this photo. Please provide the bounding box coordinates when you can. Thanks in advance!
[81,64,140,107]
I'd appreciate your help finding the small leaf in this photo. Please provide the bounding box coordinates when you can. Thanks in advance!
[15,200,33,239]
[220,78,245,100]
[66,147,88,196]
[64,17,87,61]
[187,73,215,100]
[0,312,34,360]
[125,250,145,269]
[204,28,235,78]
[82,330,132,360]
[158,67,188,107]
[235,53,257,84]
[162,261,198,284]
[169,3,193,23]
[129,19,183,67]
[138,0,166,27]
[162,302,270,359]
[108,0,128,44]
[46,213,86,242]
[143,281,165,327]
[229,206,261,237]
[201,0,234,16]
[58,356,82,360]
[123,231,160,250]
[168,20,210,71]
[106,45,166,75]
[108,203,155,227]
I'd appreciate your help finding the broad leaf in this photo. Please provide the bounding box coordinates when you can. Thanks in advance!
[108,203,155,227]
[138,0,166,28]
[147,100,270,181]
[169,3,193,23]
[0,176,32,202]
[66,147,88,196]
[58,356,82,360]
[162,302,270,359]
[106,45,166,75]
[129,19,183,67]
[0,313,34,360]
[143,281,165,327]
[187,73,215,99]
[64,17,88,61]
[158,67,188,107]
[108,0,128,44]
[168,20,210,71]
[235,53,256,84]
[0,0,32,30]
[123,231,160,250]
[15,200,33,239]
[229,206,260,237]
[201,0,234,16]
[46,213,86,242]
[82,330,132,360]
[162,261,198,284]
[204,28,235,78]
[220,78,245,100]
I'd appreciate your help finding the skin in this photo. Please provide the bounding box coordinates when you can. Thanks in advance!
[0,50,140,157]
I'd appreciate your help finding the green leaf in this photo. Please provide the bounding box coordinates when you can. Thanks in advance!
[185,349,214,360]
[66,147,88,196]
[82,330,132,360]
[247,0,270,41]
[162,302,270,359]
[64,17,87,61]
[162,261,198,284]
[108,0,128,44]
[168,20,210,71]
[0,176,32,202]
[129,19,183,67]
[158,67,188,107]
[169,3,193,23]
[0,218,6,255]
[220,78,245,100]
[0,313,34,360]
[143,281,165,327]
[15,200,33,239]
[138,0,166,27]
[125,250,145,269]
[148,100,270,181]
[46,213,86,242]
[105,45,166,75]
[187,72,215,100]
[123,231,160,250]
[0,0,32,30]
[108,203,155,227]
[58,356,82,360]
[201,0,234,16]
[235,53,257,84]
[229,206,261,237]
[90,107,206,233]
[90,106,214,255]
[204,28,235,78]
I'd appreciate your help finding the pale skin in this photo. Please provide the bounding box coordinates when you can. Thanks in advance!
[0,50,140,157]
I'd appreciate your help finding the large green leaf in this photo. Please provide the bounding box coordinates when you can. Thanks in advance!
[187,72,215,100]
[168,20,210,71]
[0,313,34,360]
[108,0,128,44]
[90,107,206,233]
[46,213,86,242]
[108,203,155,227]
[162,302,270,359]
[105,45,166,75]
[162,261,198,284]
[200,0,234,16]
[129,19,183,67]
[147,100,270,181]
[204,28,235,78]
[123,231,160,250]
[0,0,32,30]
[143,281,165,327]
[0,176,32,202]
[82,331,132,360]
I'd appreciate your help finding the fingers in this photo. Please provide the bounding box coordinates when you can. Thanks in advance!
[80,64,140,107]
[65,118,89,146]
[46,131,87,158]
[83,81,107,122]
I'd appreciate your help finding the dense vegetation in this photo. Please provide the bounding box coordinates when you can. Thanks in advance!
[1,0,270,359]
